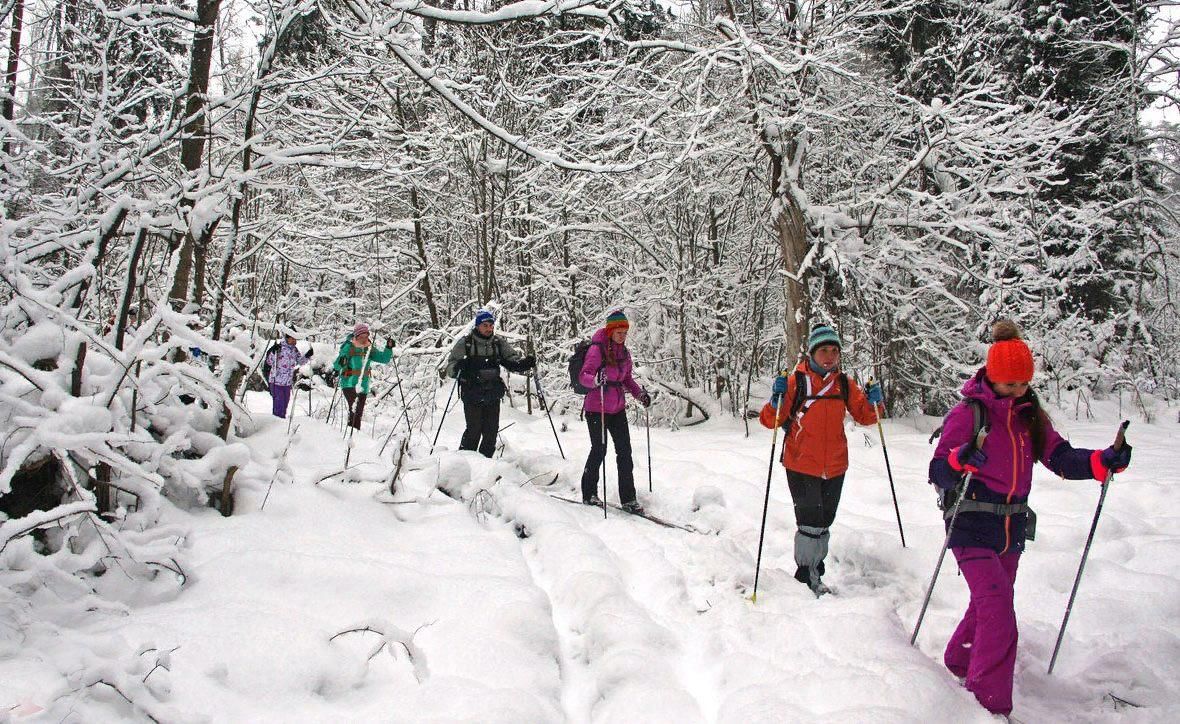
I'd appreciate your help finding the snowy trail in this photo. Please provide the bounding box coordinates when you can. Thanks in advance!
[487,400,1178,723]
[11,391,1171,722]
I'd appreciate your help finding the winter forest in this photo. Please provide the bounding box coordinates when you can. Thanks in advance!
[3,0,1180,721]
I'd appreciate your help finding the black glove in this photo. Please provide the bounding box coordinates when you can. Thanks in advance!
[519,354,536,371]
[385,337,395,349]
[639,390,652,407]
[304,348,313,359]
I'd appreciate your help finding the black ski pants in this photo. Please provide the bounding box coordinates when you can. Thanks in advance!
[460,400,500,458]
[786,470,845,528]
[342,388,367,430]
[581,411,636,505]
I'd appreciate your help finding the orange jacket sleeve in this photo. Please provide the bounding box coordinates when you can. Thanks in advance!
[845,378,880,426]
[759,373,798,429]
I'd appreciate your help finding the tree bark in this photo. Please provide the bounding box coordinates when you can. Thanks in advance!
[2,0,24,159]
[115,228,148,351]
[410,187,440,329]
[765,134,809,360]
[219,466,237,516]
[167,0,223,312]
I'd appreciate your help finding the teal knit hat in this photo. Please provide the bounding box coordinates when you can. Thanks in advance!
[807,325,842,354]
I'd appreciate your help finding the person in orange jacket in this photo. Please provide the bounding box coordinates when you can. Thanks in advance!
[759,324,882,594]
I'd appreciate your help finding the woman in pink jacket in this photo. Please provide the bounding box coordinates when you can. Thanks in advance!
[579,310,652,512]
[929,320,1132,717]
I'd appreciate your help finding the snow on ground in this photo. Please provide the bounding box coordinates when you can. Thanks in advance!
[4,386,1178,722]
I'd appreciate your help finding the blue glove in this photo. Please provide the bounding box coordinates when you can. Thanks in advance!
[865,381,884,406]
[1100,444,1132,473]
[949,444,987,474]
[769,375,788,407]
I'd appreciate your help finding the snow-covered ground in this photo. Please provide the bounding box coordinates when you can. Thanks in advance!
[4,387,1178,722]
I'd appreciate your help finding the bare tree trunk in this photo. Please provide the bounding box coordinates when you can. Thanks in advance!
[765,129,810,359]
[211,78,265,340]
[217,363,245,440]
[95,462,112,515]
[2,0,24,159]
[67,206,128,311]
[563,222,577,338]
[167,0,223,312]
[70,341,86,397]
[772,193,809,358]
[219,466,237,516]
[410,187,440,329]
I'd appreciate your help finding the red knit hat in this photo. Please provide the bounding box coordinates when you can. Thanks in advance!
[986,319,1034,384]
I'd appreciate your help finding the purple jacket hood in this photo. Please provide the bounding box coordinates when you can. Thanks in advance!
[940,368,1066,500]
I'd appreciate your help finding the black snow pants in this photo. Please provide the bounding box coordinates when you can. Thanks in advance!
[581,411,636,505]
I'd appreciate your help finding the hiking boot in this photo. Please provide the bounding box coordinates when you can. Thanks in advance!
[621,501,645,515]
[810,580,832,597]
[584,495,603,506]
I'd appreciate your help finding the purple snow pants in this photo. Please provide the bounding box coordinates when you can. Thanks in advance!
[270,384,292,418]
[944,547,1021,716]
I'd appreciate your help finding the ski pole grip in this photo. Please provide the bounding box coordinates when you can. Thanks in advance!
[1113,420,1129,450]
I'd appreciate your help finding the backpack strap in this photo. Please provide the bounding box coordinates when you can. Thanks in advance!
[785,370,843,432]
[967,398,985,440]
[788,370,807,421]
[466,332,501,365]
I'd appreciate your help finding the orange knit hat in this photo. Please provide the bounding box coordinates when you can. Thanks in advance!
[986,319,1034,384]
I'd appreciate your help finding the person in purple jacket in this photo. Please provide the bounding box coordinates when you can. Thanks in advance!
[579,309,652,512]
[264,330,312,418]
[929,319,1132,717]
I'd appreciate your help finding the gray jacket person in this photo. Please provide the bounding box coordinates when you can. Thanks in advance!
[441,309,534,457]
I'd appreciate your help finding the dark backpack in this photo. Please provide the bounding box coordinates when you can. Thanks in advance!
[927,398,987,445]
[928,397,988,511]
[567,339,603,394]
[261,342,280,381]
[459,333,504,396]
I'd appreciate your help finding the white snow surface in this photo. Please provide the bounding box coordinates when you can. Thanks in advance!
[3,390,1177,722]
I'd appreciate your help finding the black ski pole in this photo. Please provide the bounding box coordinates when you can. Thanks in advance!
[600,383,608,519]
[533,368,565,459]
[379,355,412,456]
[645,405,652,493]
[325,382,340,425]
[911,424,990,645]
[869,376,906,548]
[430,376,459,455]
[751,372,789,604]
[1048,420,1130,675]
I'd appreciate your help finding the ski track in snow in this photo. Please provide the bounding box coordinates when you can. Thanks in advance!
[6,390,1176,722]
